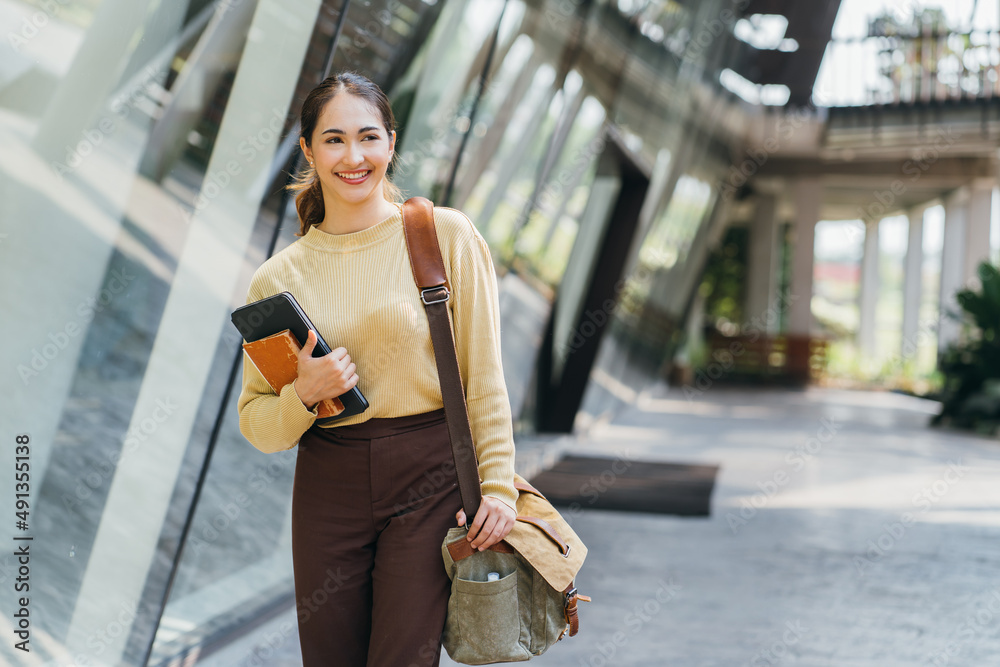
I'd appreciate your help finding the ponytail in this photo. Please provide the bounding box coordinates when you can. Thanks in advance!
[289,164,325,236]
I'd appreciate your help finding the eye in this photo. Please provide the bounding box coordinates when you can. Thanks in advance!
[325,136,342,143]
[364,134,379,141]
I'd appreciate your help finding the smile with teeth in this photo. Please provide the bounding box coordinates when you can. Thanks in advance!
[336,169,372,182]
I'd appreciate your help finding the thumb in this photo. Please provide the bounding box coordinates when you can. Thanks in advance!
[301,329,317,356]
[455,509,466,527]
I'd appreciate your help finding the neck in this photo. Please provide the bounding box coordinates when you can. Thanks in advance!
[317,189,399,235]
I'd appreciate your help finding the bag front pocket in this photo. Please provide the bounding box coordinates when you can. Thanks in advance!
[446,571,530,664]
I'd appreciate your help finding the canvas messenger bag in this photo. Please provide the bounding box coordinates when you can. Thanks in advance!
[401,197,590,663]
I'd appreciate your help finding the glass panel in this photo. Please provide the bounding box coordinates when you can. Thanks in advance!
[552,156,623,379]
[0,0,330,663]
[389,0,521,200]
[614,169,720,368]
[386,0,600,422]
[461,62,557,244]
[511,93,608,287]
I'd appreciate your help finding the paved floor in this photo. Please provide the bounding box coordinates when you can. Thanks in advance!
[194,385,1000,667]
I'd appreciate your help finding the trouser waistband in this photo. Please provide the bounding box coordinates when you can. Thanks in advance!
[309,407,447,441]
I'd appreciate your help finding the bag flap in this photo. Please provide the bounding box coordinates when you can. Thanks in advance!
[503,473,588,591]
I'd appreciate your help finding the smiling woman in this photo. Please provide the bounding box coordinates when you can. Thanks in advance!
[289,71,404,235]
[236,70,519,667]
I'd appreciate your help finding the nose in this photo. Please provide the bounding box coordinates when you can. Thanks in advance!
[345,140,364,167]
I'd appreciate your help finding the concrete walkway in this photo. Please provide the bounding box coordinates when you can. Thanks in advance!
[196,386,1000,667]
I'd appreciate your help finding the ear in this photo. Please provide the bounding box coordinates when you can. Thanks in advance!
[299,136,312,165]
[388,130,395,156]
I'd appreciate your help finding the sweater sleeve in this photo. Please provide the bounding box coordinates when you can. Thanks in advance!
[236,279,320,453]
[447,211,519,511]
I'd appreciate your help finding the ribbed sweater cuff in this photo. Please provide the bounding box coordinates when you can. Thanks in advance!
[280,379,319,435]
[482,483,518,512]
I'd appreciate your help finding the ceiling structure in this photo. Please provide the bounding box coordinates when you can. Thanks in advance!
[730,0,844,107]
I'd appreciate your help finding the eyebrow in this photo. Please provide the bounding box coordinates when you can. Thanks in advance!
[321,126,380,135]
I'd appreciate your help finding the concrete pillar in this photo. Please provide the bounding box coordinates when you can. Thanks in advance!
[858,219,880,358]
[746,193,779,333]
[938,188,968,352]
[964,182,994,288]
[901,208,924,356]
[788,178,821,335]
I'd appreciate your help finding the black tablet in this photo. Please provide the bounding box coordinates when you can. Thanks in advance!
[231,291,368,424]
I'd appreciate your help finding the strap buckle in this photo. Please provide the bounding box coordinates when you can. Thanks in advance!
[421,286,450,305]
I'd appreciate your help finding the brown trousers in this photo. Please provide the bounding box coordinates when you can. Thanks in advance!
[291,407,460,667]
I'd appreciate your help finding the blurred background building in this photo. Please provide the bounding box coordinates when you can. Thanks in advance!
[1,0,998,664]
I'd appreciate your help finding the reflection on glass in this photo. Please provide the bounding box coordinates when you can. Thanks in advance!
[389,0,519,199]
[611,170,718,378]
[512,92,607,287]
[0,0,327,662]
[463,63,557,247]
[641,174,714,272]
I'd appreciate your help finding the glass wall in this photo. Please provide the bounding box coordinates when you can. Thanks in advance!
[2,0,319,663]
[0,0,758,663]
[0,0,444,663]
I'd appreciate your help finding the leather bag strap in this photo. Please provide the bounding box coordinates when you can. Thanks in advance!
[401,197,482,522]
[446,536,517,562]
[516,516,571,556]
[564,583,589,637]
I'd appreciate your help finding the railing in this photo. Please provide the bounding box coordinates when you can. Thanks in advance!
[821,31,1000,106]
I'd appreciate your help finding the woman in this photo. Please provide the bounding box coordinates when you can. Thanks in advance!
[236,71,518,666]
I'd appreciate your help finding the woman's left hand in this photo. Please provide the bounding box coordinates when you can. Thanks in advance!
[455,496,517,551]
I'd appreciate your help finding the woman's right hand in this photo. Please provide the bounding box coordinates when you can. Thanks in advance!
[293,329,359,409]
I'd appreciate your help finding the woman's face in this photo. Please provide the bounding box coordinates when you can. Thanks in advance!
[300,91,395,207]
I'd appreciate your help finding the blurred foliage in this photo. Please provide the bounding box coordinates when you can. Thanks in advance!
[932,261,1000,434]
[869,7,948,37]
[868,6,992,102]
[823,338,943,397]
[699,226,747,334]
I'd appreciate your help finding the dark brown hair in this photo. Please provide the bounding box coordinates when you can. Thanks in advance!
[289,71,402,236]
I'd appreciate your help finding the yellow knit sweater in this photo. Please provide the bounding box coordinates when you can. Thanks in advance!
[236,202,517,509]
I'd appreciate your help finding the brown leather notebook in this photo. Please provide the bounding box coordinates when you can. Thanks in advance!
[242,329,345,419]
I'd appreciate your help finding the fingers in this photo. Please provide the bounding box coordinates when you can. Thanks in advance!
[466,499,515,551]
[475,514,515,551]
[455,508,466,527]
[468,512,499,551]
[325,350,359,395]
[335,357,357,386]
[473,518,505,551]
